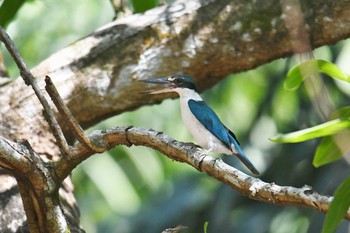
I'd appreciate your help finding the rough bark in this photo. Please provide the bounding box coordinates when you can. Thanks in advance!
[2,0,350,152]
[1,0,350,232]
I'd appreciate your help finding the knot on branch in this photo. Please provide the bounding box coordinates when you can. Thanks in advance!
[124,126,134,146]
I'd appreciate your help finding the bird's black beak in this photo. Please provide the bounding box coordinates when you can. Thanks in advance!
[139,77,170,84]
[139,77,175,94]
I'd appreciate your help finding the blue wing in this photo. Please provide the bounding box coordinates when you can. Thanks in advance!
[188,100,233,149]
[188,100,259,175]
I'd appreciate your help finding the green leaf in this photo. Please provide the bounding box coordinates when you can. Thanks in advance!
[270,119,350,143]
[284,60,350,91]
[330,106,350,120]
[129,0,159,13]
[322,176,350,233]
[0,0,28,28]
[317,60,350,82]
[203,221,208,233]
[313,107,350,166]
[284,63,305,91]
[313,136,342,167]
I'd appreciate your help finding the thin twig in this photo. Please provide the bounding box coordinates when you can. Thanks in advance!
[45,75,104,153]
[0,26,70,156]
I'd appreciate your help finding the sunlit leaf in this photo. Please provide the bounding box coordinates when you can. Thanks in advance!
[284,60,350,91]
[322,176,350,233]
[317,60,350,82]
[313,136,342,167]
[313,107,350,166]
[284,64,304,91]
[203,221,208,233]
[270,119,350,143]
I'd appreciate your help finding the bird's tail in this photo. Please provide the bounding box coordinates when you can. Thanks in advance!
[231,141,259,175]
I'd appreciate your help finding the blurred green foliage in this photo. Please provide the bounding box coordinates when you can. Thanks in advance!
[203,221,208,233]
[271,59,350,232]
[322,176,350,233]
[1,0,114,77]
[129,0,159,13]
[1,1,350,233]
[0,0,30,28]
[284,60,350,91]
[271,119,350,144]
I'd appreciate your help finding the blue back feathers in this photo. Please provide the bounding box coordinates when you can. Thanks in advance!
[188,99,238,150]
[188,99,259,175]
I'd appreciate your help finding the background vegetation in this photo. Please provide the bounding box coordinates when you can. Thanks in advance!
[1,0,349,232]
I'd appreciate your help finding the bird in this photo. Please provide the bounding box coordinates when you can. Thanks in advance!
[139,73,259,175]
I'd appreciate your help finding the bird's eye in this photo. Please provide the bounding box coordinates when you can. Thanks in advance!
[174,78,183,85]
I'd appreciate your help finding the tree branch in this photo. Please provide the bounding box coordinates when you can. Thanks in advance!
[0,137,69,233]
[0,27,73,232]
[45,75,104,153]
[55,126,350,220]
[0,26,70,156]
[2,0,350,149]
[1,124,348,227]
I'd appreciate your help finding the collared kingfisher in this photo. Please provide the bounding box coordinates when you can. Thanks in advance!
[140,73,259,175]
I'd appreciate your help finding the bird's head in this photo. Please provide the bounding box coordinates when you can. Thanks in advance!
[139,73,197,94]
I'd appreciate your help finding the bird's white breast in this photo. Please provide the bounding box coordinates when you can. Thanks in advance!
[175,88,232,155]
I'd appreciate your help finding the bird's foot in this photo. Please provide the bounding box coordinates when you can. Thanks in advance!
[213,157,223,165]
[199,149,210,157]
[182,142,200,149]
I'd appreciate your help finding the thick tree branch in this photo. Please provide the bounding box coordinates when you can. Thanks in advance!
[2,0,350,153]
[0,137,69,233]
[1,125,348,229]
[55,126,350,220]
